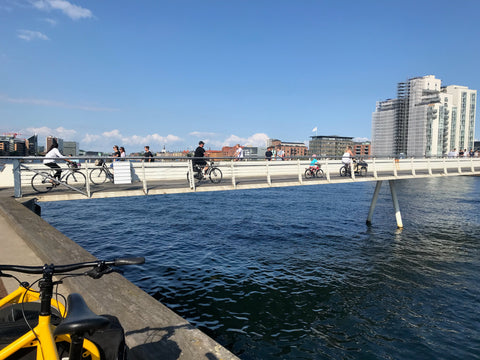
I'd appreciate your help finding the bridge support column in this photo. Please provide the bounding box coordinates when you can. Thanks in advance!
[389,180,403,229]
[366,181,382,226]
[366,180,403,229]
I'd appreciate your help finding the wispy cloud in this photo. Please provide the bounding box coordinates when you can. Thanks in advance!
[0,94,119,112]
[31,0,93,20]
[44,17,57,26]
[17,29,49,41]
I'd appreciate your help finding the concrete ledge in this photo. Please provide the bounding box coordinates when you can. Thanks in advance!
[0,197,239,360]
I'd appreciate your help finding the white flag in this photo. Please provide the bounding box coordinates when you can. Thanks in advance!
[312,127,317,132]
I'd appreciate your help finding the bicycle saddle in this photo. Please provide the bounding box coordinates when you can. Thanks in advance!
[54,293,110,337]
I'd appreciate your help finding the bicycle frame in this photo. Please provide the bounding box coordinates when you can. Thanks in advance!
[0,277,100,359]
[0,257,143,360]
[0,321,101,360]
[101,163,114,179]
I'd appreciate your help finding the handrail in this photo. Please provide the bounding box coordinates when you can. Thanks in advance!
[3,157,480,200]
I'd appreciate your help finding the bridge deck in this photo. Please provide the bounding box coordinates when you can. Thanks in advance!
[3,157,480,202]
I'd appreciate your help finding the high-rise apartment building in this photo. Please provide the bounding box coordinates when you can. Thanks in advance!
[372,75,477,157]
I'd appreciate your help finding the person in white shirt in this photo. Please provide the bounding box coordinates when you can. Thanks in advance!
[342,145,354,170]
[234,144,244,161]
[120,146,126,160]
[43,139,74,182]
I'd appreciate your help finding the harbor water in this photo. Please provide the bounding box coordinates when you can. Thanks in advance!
[41,177,480,359]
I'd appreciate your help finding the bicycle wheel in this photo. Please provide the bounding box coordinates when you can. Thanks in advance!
[305,169,313,179]
[339,166,347,177]
[209,168,222,183]
[66,171,86,191]
[359,166,367,176]
[89,168,107,184]
[316,169,324,178]
[31,173,54,193]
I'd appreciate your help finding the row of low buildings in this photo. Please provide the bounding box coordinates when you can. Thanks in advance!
[1,133,369,159]
[0,135,80,157]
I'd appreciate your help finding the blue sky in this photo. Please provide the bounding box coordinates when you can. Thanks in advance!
[1,0,479,152]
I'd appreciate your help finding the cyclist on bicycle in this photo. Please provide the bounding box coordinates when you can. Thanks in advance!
[43,139,74,183]
[193,141,208,178]
[342,145,354,172]
[310,154,318,166]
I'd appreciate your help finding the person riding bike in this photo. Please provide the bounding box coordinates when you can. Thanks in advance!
[310,154,319,168]
[341,145,354,173]
[193,141,208,179]
[43,139,74,184]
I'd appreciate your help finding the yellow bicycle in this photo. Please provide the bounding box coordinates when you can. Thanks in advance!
[0,257,145,360]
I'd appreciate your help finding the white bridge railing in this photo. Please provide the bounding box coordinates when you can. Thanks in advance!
[2,156,480,199]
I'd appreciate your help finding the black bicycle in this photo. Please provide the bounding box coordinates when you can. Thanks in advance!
[31,163,86,193]
[187,160,222,184]
[340,159,368,177]
[89,159,114,185]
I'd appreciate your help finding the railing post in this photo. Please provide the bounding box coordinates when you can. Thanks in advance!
[351,161,355,180]
[443,157,448,175]
[325,159,330,182]
[13,160,22,198]
[411,157,416,176]
[428,158,432,175]
[457,157,462,174]
[297,159,303,184]
[373,158,378,179]
[231,161,236,188]
[85,160,91,198]
[266,161,271,185]
[471,158,474,173]
[393,159,398,177]
[389,180,403,229]
[187,160,195,190]
[141,160,148,195]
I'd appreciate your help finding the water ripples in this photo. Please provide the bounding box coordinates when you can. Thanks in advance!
[42,177,480,359]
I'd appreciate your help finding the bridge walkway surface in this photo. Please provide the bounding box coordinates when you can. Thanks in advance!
[2,157,480,202]
[0,194,239,360]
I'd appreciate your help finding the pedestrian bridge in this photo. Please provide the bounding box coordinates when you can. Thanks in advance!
[1,156,479,228]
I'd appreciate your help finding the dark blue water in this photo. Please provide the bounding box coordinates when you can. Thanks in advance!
[41,177,480,359]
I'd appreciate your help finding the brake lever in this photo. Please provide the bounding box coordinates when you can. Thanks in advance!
[85,264,114,279]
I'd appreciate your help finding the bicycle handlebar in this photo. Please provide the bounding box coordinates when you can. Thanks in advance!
[0,257,145,275]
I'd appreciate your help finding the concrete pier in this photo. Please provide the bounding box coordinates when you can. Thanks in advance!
[0,196,239,360]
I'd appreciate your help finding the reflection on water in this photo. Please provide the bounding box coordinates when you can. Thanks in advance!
[42,177,480,359]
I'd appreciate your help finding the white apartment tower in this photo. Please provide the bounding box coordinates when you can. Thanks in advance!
[372,75,477,157]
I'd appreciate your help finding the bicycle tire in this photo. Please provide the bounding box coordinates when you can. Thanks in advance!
[209,167,222,183]
[316,169,324,178]
[339,166,347,177]
[66,171,86,191]
[359,166,367,176]
[90,168,107,185]
[31,173,54,193]
[305,169,313,179]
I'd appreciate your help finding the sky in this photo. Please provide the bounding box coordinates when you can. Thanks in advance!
[1,0,480,153]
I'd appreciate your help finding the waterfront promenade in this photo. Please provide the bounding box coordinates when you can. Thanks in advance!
[0,195,239,360]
